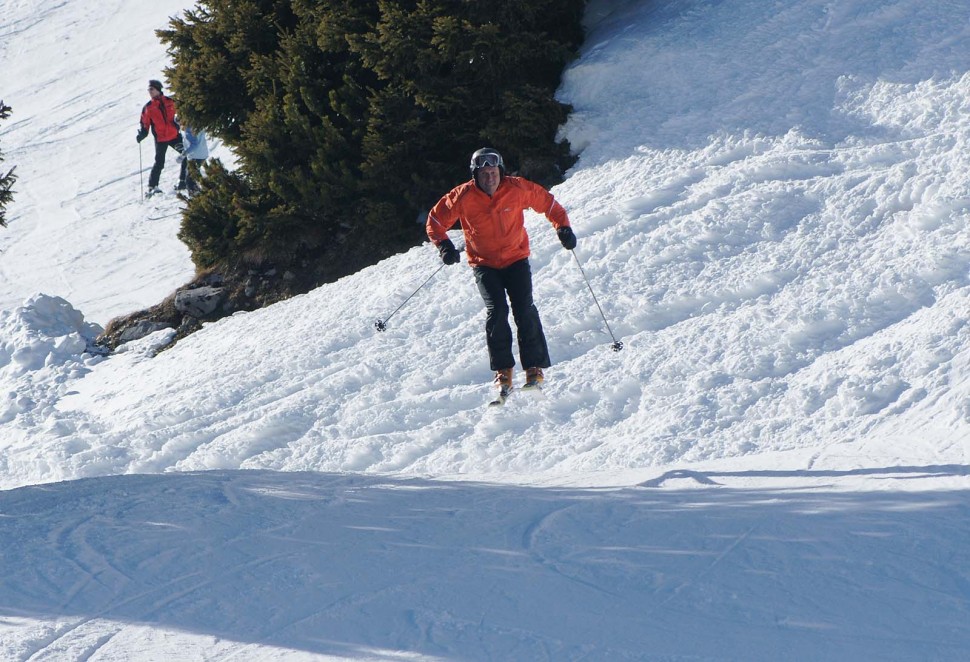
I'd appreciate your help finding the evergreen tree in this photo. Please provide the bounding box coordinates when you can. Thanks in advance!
[0,101,15,229]
[159,0,585,285]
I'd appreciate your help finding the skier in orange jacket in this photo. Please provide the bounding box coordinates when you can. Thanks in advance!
[426,148,577,397]
[136,79,183,198]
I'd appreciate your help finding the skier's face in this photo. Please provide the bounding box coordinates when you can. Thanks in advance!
[477,165,501,196]
[148,87,160,99]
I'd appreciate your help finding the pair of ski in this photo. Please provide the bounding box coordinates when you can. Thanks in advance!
[488,382,542,407]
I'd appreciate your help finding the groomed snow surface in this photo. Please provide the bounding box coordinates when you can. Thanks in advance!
[2,0,969,659]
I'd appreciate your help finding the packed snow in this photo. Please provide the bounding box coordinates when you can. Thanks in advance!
[1,0,969,659]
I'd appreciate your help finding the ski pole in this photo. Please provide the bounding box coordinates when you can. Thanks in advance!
[570,249,623,351]
[138,142,144,201]
[375,248,463,332]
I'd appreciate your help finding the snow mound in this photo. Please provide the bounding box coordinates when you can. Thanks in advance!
[0,294,103,425]
[0,294,103,375]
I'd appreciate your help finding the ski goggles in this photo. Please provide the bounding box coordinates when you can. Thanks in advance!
[472,152,503,169]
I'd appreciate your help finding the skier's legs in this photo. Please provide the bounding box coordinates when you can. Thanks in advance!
[504,259,551,369]
[171,139,187,189]
[186,159,202,192]
[149,141,167,188]
[150,138,184,189]
[474,265,515,371]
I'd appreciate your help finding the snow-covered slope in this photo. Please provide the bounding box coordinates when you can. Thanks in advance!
[2,0,969,659]
[0,0,202,322]
[3,0,969,485]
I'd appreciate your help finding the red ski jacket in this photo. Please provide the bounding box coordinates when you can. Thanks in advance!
[426,176,570,269]
[140,95,180,143]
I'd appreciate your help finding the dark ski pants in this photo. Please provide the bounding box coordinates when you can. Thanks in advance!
[179,158,203,192]
[149,137,184,188]
[473,258,551,371]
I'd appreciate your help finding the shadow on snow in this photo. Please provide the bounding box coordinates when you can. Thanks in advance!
[1,469,969,661]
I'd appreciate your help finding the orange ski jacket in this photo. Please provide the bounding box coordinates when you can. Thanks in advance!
[139,95,180,143]
[426,176,570,269]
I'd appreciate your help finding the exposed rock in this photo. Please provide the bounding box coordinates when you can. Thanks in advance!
[117,320,173,344]
[99,243,380,355]
[174,286,224,318]
[176,315,203,337]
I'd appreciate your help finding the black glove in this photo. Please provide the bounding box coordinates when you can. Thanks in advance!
[136,128,148,143]
[557,226,577,250]
[438,238,460,265]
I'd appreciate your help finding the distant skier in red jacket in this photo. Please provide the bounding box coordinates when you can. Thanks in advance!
[136,79,183,198]
[427,147,577,400]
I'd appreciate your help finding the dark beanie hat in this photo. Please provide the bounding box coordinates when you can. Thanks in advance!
[148,79,163,92]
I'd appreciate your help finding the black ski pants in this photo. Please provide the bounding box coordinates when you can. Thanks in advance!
[473,258,551,371]
[149,137,184,188]
[179,157,203,192]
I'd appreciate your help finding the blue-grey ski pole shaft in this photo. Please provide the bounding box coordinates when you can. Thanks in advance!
[138,142,144,201]
[375,247,463,332]
[570,249,623,351]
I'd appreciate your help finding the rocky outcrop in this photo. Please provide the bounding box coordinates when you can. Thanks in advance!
[97,263,317,354]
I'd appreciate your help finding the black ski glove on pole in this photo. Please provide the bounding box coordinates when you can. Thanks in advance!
[438,238,460,265]
[136,128,148,143]
[557,226,577,250]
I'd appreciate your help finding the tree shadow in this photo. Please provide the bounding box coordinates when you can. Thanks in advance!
[1,470,969,661]
[639,464,970,488]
